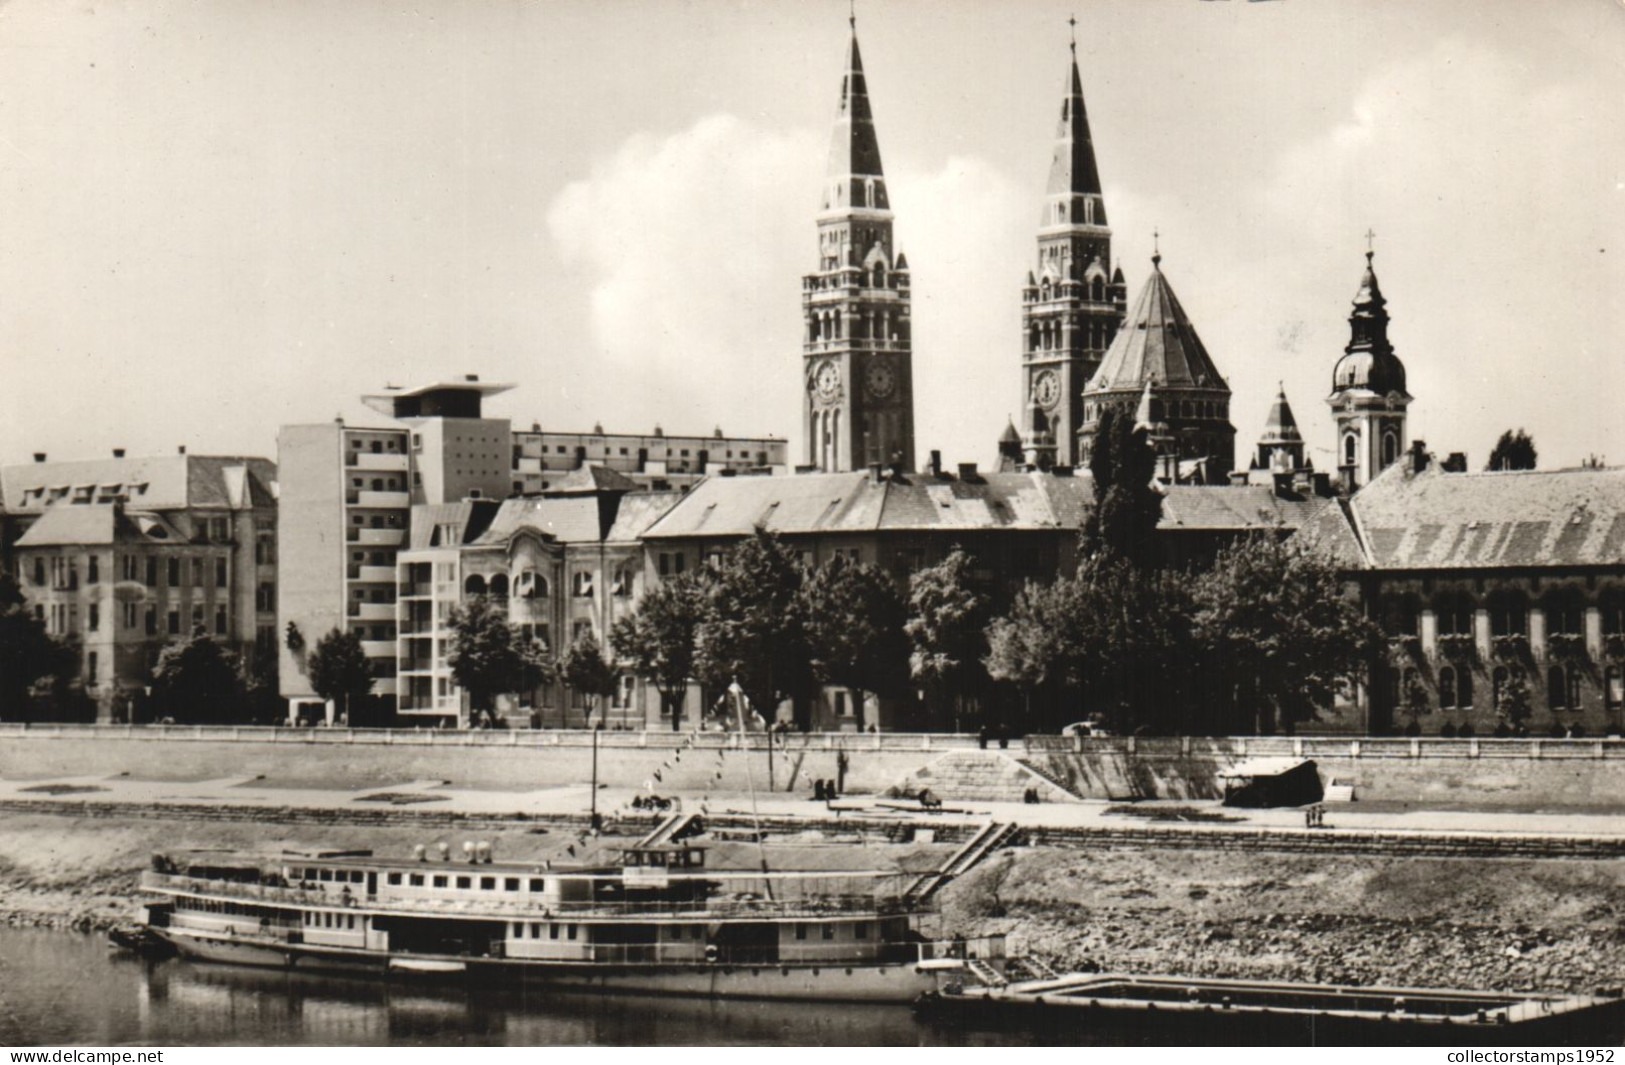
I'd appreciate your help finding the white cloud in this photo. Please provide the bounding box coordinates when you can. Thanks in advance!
[546,115,822,444]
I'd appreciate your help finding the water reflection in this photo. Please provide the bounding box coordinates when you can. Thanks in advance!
[1,928,1067,1047]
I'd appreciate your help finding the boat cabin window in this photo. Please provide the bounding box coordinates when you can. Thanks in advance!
[480,876,496,891]
[855,922,868,939]
[822,925,835,940]
[409,873,424,887]
[387,873,402,886]
[529,878,545,892]
[433,875,448,888]
[456,876,472,889]
[795,923,807,941]
[319,869,333,882]
[505,877,520,891]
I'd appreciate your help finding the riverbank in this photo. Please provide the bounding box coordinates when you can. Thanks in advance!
[945,847,1625,996]
[5,810,1624,997]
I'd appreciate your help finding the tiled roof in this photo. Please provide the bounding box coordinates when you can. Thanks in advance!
[641,470,1100,540]
[1088,257,1227,394]
[543,464,642,495]
[1158,485,1332,532]
[604,491,685,543]
[1346,461,1625,570]
[2,455,275,512]
[13,505,186,547]
[473,497,609,546]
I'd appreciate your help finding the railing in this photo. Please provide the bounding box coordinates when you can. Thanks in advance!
[144,873,922,918]
[8,724,1625,759]
[0,724,1003,752]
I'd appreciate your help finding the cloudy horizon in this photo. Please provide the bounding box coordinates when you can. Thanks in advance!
[2,0,1621,474]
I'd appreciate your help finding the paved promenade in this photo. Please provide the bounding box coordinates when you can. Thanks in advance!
[2,770,1623,843]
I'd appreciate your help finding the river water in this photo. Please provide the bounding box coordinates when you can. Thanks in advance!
[0,928,1107,1047]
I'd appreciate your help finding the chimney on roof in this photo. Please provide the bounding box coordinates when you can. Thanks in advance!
[465,374,480,382]
[1228,470,1248,487]
[957,462,979,480]
[33,452,46,464]
[113,448,125,459]
[928,450,942,476]
[177,445,187,455]
[867,462,883,484]
[1408,440,1429,475]
[1443,452,1468,473]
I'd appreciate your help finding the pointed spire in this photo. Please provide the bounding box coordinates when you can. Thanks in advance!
[1090,252,1227,393]
[822,23,888,214]
[1042,24,1106,226]
[1260,384,1303,445]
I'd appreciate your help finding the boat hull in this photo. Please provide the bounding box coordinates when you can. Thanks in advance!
[157,929,943,1004]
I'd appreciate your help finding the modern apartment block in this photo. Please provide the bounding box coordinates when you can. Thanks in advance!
[510,425,786,494]
[0,450,277,720]
[277,378,513,721]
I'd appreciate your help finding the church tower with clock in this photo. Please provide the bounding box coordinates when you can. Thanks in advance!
[1020,33,1126,470]
[802,23,916,474]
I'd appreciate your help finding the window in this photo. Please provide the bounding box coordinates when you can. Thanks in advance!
[87,652,98,684]
[1438,666,1457,710]
[455,876,472,890]
[855,922,868,939]
[215,606,228,636]
[822,924,835,940]
[530,879,544,892]
[215,558,227,587]
[123,602,137,629]
[146,558,158,587]
[88,604,99,632]
[1435,593,1474,637]
[567,925,577,941]
[32,559,45,586]
[432,875,448,888]
[480,876,496,891]
[409,873,424,887]
[167,610,180,635]
[1382,431,1400,468]
[167,558,180,586]
[1544,591,1584,637]
[795,923,808,941]
[1343,434,1357,467]
[145,607,157,635]
[504,877,519,891]
[572,571,594,598]
[191,605,204,631]
[835,691,849,717]
[1489,593,1528,638]
[550,924,560,940]
[1548,665,1579,711]
[387,873,402,886]
[256,582,275,612]
[87,557,99,584]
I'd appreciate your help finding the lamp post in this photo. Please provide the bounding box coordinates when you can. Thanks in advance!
[589,716,603,830]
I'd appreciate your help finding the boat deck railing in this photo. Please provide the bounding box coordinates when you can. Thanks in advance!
[143,872,926,919]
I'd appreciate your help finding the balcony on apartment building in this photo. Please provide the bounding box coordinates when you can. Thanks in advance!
[361,639,398,659]
[347,489,411,509]
[349,527,405,546]
[347,565,399,584]
[345,451,410,472]
[347,601,397,622]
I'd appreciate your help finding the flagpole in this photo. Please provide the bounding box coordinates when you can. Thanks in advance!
[729,677,775,900]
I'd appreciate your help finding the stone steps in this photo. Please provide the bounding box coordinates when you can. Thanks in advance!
[899,750,1082,803]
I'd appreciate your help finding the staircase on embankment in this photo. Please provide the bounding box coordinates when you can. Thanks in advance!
[902,820,1020,904]
[899,749,1085,803]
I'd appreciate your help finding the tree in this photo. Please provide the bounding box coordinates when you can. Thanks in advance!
[560,630,618,726]
[610,570,707,730]
[1191,535,1382,734]
[803,555,910,731]
[694,529,814,729]
[150,627,244,724]
[1495,667,1532,734]
[986,554,1193,733]
[446,595,549,727]
[1486,429,1537,472]
[0,573,72,721]
[1082,407,1163,568]
[905,549,990,728]
[305,628,374,725]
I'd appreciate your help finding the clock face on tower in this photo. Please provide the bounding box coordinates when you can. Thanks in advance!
[866,361,896,400]
[1033,369,1061,410]
[814,360,841,401]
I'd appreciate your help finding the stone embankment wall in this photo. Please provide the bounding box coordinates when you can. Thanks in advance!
[5,726,1625,807]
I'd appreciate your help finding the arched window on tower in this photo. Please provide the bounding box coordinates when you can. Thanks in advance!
[872,263,885,289]
[1382,431,1400,468]
[464,574,487,598]
[1091,278,1104,303]
[1030,324,1041,352]
[809,316,821,342]
[1343,433,1358,468]
[1084,198,1094,224]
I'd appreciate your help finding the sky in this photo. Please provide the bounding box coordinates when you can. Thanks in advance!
[1,0,1621,474]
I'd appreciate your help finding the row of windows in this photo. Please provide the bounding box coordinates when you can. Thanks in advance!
[1394,664,1623,713]
[32,553,228,591]
[511,922,579,941]
[1384,594,1625,638]
[305,911,359,930]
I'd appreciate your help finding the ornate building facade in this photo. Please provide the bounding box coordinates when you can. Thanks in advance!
[1020,44,1126,470]
[801,27,916,474]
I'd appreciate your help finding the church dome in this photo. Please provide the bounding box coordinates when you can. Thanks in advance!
[1331,349,1407,394]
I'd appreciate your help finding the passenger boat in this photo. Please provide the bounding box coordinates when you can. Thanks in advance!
[133,839,1004,1003]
